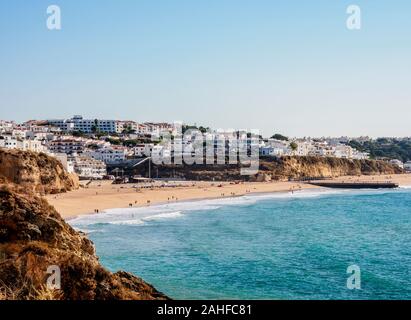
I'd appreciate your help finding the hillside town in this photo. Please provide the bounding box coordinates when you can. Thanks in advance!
[1,116,410,180]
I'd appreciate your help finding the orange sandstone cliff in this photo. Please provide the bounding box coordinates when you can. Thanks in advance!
[0,149,78,195]
[0,149,167,300]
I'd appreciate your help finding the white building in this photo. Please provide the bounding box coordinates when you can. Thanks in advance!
[352,151,370,160]
[404,161,411,172]
[116,121,139,134]
[20,139,46,153]
[0,121,14,133]
[0,135,45,153]
[389,159,404,169]
[333,145,354,159]
[259,137,369,160]
[48,137,86,154]
[85,146,128,164]
[259,146,285,157]
[265,139,290,154]
[151,145,172,160]
[0,135,18,149]
[47,115,118,133]
[50,153,75,173]
[137,122,175,137]
[68,155,106,179]
[295,140,314,156]
[133,144,155,157]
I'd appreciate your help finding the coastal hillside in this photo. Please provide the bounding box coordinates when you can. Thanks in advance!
[0,149,78,195]
[0,184,167,300]
[135,156,404,181]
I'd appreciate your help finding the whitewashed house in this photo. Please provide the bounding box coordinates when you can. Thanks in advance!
[403,161,411,172]
[389,159,404,169]
[68,155,107,179]
[48,138,86,154]
[84,146,128,164]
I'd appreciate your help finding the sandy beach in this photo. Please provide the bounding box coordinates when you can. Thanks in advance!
[46,174,411,220]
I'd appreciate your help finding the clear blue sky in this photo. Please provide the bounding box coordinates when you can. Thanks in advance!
[1,0,410,137]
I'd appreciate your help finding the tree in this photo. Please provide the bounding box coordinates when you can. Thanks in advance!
[122,125,136,135]
[271,134,288,141]
[290,142,298,152]
[91,119,99,133]
[198,126,210,134]
[105,137,121,145]
[72,131,85,137]
[182,124,209,134]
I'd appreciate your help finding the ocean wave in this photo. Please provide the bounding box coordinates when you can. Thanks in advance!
[110,219,145,226]
[142,211,183,222]
[72,227,104,234]
[69,187,398,228]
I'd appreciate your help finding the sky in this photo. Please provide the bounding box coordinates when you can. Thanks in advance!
[0,0,410,137]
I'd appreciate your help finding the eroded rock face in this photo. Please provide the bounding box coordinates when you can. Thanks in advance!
[0,149,78,195]
[260,156,404,180]
[0,185,167,300]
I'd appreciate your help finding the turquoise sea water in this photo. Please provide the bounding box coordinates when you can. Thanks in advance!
[70,187,411,299]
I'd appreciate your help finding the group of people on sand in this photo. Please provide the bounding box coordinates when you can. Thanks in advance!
[289,184,303,194]
[167,196,178,202]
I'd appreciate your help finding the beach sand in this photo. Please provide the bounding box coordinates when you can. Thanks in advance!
[46,174,411,220]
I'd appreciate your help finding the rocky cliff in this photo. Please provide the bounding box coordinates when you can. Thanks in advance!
[0,149,78,195]
[0,185,167,300]
[259,156,404,180]
[0,149,167,300]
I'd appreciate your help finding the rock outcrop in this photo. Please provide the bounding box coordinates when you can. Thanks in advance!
[259,156,404,181]
[0,149,78,195]
[0,149,167,300]
[0,185,167,300]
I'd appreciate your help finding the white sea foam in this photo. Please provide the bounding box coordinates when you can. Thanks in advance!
[110,219,145,226]
[69,187,393,228]
[142,211,183,222]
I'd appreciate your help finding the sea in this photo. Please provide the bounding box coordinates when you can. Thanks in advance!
[70,187,411,300]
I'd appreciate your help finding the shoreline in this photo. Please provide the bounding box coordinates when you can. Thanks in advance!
[67,187,323,223]
[49,180,321,220]
[46,173,411,221]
